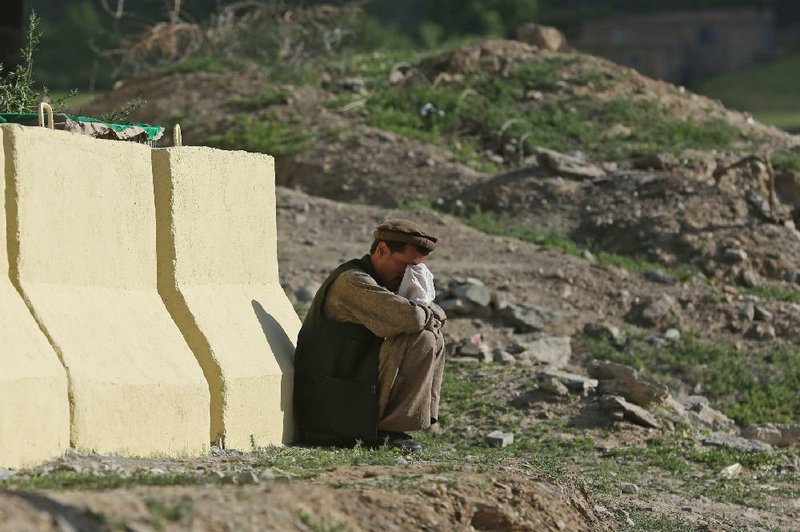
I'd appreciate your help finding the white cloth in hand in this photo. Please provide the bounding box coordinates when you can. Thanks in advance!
[397,263,436,305]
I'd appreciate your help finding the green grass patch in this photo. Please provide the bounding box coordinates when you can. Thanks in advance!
[227,87,290,110]
[465,210,695,281]
[577,333,800,425]
[207,113,311,157]
[698,51,800,132]
[772,149,800,174]
[0,472,206,491]
[742,284,800,304]
[356,52,741,165]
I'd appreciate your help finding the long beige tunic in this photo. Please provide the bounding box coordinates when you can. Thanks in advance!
[324,268,446,432]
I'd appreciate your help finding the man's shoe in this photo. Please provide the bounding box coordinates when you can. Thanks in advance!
[375,430,425,453]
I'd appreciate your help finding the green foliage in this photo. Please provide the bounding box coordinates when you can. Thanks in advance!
[771,149,800,173]
[207,114,311,158]
[577,333,800,425]
[464,209,695,280]
[99,96,147,123]
[360,53,740,166]
[699,50,800,132]
[742,283,800,303]
[0,12,41,113]
[228,88,290,111]
[0,11,77,112]
[162,55,229,76]
[297,511,347,532]
[0,471,205,491]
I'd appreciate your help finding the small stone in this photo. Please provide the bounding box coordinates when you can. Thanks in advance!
[663,328,681,342]
[583,322,622,343]
[644,270,678,285]
[738,268,759,288]
[681,507,693,513]
[753,306,773,322]
[492,349,516,364]
[620,482,639,494]
[485,431,514,448]
[0,469,17,481]
[295,281,320,303]
[259,469,276,481]
[237,470,259,484]
[723,248,748,263]
[746,323,776,341]
[739,302,755,322]
[539,369,598,392]
[702,431,773,452]
[538,375,569,396]
[451,282,491,307]
[517,336,572,368]
[221,473,237,484]
[209,470,225,482]
[719,463,742,479]
[395,456,409,466]
[581,249,596,262]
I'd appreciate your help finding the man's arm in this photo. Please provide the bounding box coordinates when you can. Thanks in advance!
[325,269,438,338]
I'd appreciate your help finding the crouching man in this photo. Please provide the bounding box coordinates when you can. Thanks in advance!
[293,219,446,452]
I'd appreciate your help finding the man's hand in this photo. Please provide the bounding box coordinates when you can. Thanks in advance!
[429,302,447,324]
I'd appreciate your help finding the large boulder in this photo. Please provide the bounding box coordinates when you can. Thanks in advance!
[516,23,567,52]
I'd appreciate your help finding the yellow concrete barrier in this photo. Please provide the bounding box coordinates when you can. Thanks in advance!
[3,124,209,457]
[153,147,301,448]
[0,127,70,468]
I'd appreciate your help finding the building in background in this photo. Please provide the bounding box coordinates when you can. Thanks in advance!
[578,9,774,86]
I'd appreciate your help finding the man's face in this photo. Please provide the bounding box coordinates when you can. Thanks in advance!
[372,243,429,292]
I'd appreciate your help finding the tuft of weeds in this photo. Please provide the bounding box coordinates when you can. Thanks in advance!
[144,496,193,529]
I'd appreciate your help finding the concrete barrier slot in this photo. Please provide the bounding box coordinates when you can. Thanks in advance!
[152,147,301,449]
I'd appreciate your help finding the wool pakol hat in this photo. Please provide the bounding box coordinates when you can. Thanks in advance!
[373,219,438,251]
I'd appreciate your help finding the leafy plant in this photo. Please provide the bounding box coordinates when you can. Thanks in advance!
[0,12,76,113]
[99,96,148,123]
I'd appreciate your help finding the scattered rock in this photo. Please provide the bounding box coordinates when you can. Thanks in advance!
[644,270,678,285]
[535,148,605,180]
[719,463,742,479]
[295,280,320,303]
[237,470,259,485]
[722,248,748,263]
[539,369,598,393]
[538,375,569,396]
[492,349,517,364]
[499,303,558,332]
[0,470,16,481]
[589,360,669,407]
[516,24,567,51]
[742,424,800,447]
[739,302,755,322]
[451,281,492,308]
[686,403,736,432]
[582,322,623,343]
[517,336,572,367]
[632,152,677,170]
[753,305,773,322]
[485,431,514,448]
[738,268,759,288]
[663,328,681,342]
[620,483,639,495]
[599,395,661,429]
[626,294,678,327]
[702,431,772,452]
[745,322,777,340]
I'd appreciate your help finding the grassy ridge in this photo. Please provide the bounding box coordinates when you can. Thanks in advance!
[698,51,800,132]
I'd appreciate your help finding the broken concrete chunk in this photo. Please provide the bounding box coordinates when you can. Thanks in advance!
[485,431,514,448]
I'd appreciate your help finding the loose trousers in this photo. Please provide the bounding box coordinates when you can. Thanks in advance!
[376,328,445,432]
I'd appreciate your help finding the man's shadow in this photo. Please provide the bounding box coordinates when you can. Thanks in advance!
[251,300,296,439]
